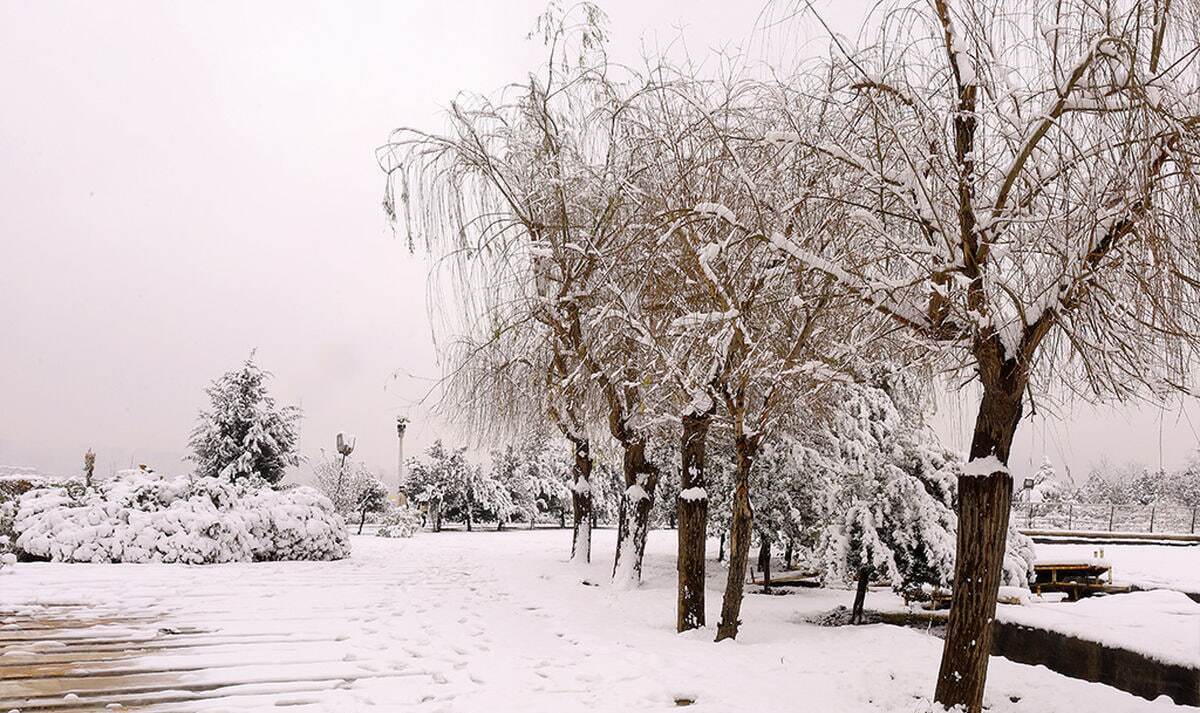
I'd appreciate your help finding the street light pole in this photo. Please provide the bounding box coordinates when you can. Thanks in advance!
[396,416,409,505]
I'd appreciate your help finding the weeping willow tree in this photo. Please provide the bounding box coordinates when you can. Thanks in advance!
[378,5,673,578]
[765,1,1200,709]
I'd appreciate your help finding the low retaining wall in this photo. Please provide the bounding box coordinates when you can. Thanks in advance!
[991,620,1199,707]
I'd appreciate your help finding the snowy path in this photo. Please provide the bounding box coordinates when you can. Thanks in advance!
[0,530,1186,712]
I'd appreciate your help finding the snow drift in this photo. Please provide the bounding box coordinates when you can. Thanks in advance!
[12,473,349,564]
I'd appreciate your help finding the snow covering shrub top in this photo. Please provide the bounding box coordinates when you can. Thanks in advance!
[376,505,422,538]
[187,357,300,485]
[13,471,348,564]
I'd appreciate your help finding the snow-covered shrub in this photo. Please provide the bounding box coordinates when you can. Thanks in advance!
[13,472,348,564]
[376,506,422,538]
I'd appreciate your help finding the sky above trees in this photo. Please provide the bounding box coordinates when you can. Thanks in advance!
[2,0,1198,484]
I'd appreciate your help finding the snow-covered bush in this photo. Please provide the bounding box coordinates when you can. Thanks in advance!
[13,472,348,564]
[376,506,422,538]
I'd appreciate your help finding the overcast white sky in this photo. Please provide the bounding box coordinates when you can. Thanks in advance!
[2,0,1198,489]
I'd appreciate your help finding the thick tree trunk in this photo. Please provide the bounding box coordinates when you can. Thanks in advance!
[715,433,758,641]
[570,439,593,564]
[612,438,657,586]
[677,411,711,632]
[935,382,1022,713]
[756,531,771,590]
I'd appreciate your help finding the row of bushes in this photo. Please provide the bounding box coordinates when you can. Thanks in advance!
[6,471,351,564]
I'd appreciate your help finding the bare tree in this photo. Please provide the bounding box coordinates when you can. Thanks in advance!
[380,5,671,580]
[768,1,1200,708]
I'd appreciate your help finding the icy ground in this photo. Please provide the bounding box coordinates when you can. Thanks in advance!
[0,530,1189,712]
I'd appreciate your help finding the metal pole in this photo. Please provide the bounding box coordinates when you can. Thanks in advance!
[396,416,408,505]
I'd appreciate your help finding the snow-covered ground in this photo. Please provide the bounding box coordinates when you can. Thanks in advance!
[0,530,1188,712]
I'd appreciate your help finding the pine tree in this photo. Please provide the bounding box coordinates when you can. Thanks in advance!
[187,357,300,485]
[814,374,958,596]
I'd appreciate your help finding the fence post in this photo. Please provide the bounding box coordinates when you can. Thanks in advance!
[1150,507,1156,534]
[1109,505,1115,532]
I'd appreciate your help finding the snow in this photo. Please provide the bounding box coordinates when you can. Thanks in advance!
[693,202,736,224]
[1036,541,1200,596]
[0,530,1182,712]
[961,455,1009,477]
[999,589,1200,669]
[625,484,649,502]
[678,487,707,501]
[12,475,349,564]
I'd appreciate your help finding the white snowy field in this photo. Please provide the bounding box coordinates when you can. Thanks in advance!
[0,530,1190,713]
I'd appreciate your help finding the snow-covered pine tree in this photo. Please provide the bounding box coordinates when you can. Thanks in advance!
[814,375,958,597]
[749,439,827,575]
[1018,458,1065,504]
[188,357,299,485]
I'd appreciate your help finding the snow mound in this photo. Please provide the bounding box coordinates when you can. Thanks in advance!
[13,474,349,564]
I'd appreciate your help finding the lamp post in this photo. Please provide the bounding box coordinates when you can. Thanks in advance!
[396,416,409,505]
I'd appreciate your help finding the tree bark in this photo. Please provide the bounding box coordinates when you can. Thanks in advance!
[358,510,366,535]
[850,566,870,625]
[570,438,594,565]
[612,438,657,585]
[756,530,771,590]
[715,433,758,641]
[677,410,711,632]
[718,531,726,562]
[935,381,1023,713]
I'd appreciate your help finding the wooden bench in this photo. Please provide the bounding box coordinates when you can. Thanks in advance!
[1032,560,1130,600]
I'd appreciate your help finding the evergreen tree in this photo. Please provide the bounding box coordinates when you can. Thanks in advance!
[188,357,300,485]
[354,477,390,534]
[814,374,958,595]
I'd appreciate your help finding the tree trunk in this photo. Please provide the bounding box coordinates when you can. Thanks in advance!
[756,530,771,590]
[784,539,793,571]
[718,531,726,562]
[677,410,711,632]
[850,566,870,625]
[715,433,758,641]
[935,382,1022,713]
[466,487,474,532]
[570,439,594,564]
[358,510,366,535]
[612,438,657,586]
